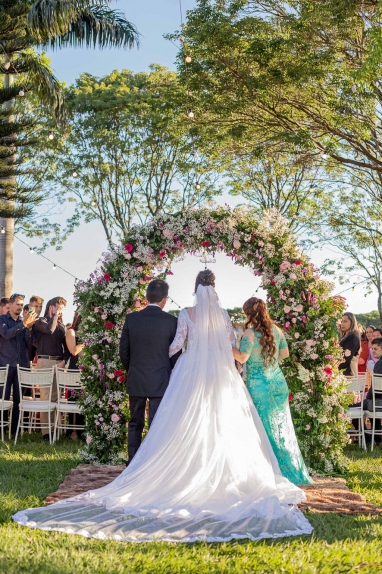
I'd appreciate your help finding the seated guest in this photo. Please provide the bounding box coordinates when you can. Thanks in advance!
[358,325,368,374]
[367,328,382,371]
[0,298,10,316]
[35,297,66,441]
[0,294,37,435]
[339,312,361,376]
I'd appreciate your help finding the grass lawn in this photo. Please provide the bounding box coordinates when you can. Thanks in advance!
[0,436,381,574]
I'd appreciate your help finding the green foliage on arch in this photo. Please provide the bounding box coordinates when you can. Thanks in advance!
[75,206,349,473]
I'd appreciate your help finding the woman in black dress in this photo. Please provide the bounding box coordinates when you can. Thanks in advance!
[64,313,85,439]
[339,312,361,376]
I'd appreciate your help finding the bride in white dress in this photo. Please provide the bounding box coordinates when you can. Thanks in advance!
[13,271,313,542]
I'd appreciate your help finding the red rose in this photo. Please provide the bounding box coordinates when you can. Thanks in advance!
[103,273,111,281]
[288,394,293,402]
[167,270,174,275]
[117,374,125,383]
[271,280,276,286]
[114,369,124,377]
[104,322,115,329]
[202,240,211,247]
[124,244,134,253]
[295,260,303,265]
[159,250,166,258]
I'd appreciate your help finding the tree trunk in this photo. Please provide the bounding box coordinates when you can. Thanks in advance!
[0,70,14,297]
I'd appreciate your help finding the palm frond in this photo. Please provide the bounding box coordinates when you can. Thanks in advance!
[28,0,106,38]
[28,1,139,49]
[14,50,67,123]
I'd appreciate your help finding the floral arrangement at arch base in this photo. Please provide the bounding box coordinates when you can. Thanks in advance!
[75,206,350,472]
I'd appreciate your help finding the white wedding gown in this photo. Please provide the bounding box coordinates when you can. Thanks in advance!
[13,286,313,542]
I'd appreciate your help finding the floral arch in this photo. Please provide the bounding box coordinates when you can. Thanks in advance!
[75,206,349,473]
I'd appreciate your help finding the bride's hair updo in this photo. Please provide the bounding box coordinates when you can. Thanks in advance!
[194,269,215,293]
[243,297,276,365]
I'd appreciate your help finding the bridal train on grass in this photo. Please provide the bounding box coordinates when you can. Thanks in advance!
[13,286,313,543]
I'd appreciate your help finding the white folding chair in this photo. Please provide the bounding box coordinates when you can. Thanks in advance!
[54,368,85,442]
[0,366,12,441]
[364,373,382,451]
[15,366,56,444]
[346,374,367,449]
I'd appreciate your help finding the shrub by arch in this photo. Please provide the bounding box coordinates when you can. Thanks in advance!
[76,206,349,472]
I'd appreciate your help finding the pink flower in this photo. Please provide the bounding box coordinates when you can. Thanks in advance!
[254,269,261,276]
[283,322,291,331]
[92,354,98,360]
[324,366,333,377]
[306,339,314,347]
[202,240,211,247]
[305,425,311,431]
[134,300,141,308]
[103,273,111,281]
[78,365,85,370]
[289,272,297,280]
[137,266,143,272]
[111,413,120,423]
[94,307,100,313]
[280,261,291,271]
[124,244,134,253]
[292,318,297,324]
[101,313,107,320]
[124,253,131,260]
[107,373,115,379]
[104,322,115,329]
[284,305,291,313]
[126,422,129,428]
[162,229,174,239]
[86,435,92,444]
[295,304,303,313]
[117,374,125,383]
[310,353,319,360]
[233,239,241,249]
[123,273,129,278]
[288,394,293,402]
[167,270,174,275]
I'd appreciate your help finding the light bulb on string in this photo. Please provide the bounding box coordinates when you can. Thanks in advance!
[52,264,57,270]
[72,169,78,178]
[187,108,194,119]
[29,247,34,253]
[191,149,198,158]
[48,131,54,140]
[0,226,5,234]
[4,62,10,70]
[180,36,185,43]
[91,200,97,206]
[183,54,192,64]
[19,87,25,97]
[196,181,201,190]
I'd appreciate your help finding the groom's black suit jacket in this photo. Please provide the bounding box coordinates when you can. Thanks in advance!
[119,305,181,397]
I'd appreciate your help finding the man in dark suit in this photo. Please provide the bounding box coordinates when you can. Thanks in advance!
[119,280,181,465]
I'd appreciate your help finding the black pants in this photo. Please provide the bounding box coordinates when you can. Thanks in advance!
[128,396,162,461]
[0,366,21,435]
[350,400,381,443]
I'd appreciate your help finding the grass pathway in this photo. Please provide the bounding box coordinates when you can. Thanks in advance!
[0,436,381,573]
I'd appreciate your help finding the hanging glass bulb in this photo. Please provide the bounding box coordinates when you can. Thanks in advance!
[19,87,25,96]
[187,108,194,119]
[53,264,57,270]
[91,200,97,206]
[4,61,10,70]
[180,36,185,43]
[0,227,5,234]
[183,54,192,64]
[196,182,201,190]
[72,169,78,178]
[29,247,34,253]
[191,149,198,158]
[48,131,54,140]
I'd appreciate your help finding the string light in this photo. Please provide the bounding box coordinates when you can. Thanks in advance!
[72,169,78,178]
[196,182,201,190]
[187,108,194,119]
[4,61,10,70]
[335,275,376,296]
[48,131,54,140]
[0,226,5,234]
[351,84,357,93]
[14,234,79,280]
[18,87,25,97]
[183,54,192,64]
[91,200,97,206]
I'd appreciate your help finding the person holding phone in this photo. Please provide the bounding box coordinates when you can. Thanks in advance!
[35,296,67,441]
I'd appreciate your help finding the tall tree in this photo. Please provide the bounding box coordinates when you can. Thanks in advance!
[25,67,221,246]
[0,0,139,296]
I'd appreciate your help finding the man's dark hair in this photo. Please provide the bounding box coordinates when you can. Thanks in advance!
[43,297,66,317]
[0,297,9,306]
[373,327,382,334]
[146,280,169,303]
[9,293,24,303]
[23,304,29,312]
[372,337,382,349]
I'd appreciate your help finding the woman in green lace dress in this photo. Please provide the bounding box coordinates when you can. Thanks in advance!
[233,297,311,485]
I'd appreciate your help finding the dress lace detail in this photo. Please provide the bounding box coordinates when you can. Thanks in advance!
[12,288,312,542]
[240,325,311,485]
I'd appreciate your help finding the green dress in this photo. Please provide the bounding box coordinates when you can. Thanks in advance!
[240,326,311,485]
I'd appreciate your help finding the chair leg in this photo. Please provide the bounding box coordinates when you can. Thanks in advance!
[8,408,12,440]
[53,410,58,443]
[14,409,22,445]
[1,409,4,443]
[371,420,375,452]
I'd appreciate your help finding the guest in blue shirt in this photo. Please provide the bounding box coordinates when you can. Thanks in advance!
[0,294,37,435]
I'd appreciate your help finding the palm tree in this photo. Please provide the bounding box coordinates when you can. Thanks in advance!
[0,0,139,296]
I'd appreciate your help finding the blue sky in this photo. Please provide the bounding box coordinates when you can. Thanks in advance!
[14,0,377,321]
